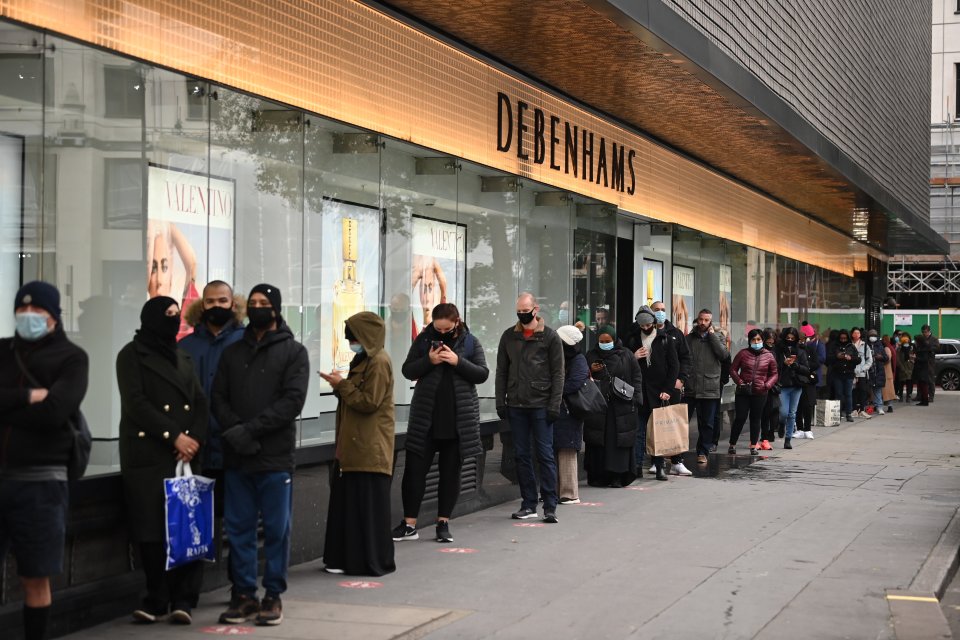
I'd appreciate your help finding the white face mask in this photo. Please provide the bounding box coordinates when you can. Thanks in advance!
[868,336,878,343]
[15,311,51,341]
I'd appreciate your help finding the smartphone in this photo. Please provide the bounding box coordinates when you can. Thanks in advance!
[430,340,443,350]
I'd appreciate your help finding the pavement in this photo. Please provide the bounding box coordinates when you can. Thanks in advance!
[63,392,960,640]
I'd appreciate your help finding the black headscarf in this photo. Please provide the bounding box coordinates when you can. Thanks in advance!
[135,296,180,364]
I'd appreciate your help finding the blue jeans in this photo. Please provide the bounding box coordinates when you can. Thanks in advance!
[872,386,884,410]
[224,469,292,598]
[509,408,557,511]
[778,386,803,439]
[831,377,854,416]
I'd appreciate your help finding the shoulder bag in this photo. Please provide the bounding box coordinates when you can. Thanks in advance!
[564,378,608,418]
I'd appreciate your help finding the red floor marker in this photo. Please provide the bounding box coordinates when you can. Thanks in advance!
[202,626,255,635]
[438,547,478,553]
[574,501,604,506]
[339,580,383,589]
[513,522,545,528]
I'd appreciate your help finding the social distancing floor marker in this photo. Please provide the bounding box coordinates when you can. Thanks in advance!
[339,580,383,589]
[439,547,477,553]
[202,626,255,635]
[513,522,545,527]
[573,502,604,506]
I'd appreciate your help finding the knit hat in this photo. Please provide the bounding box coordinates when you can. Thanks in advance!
[867,328,878,337]
[15,281,61,323]
[597,324,617,341]
[556,324,583,346]
[635,305,655,326]
[249,283,281,311]
[800,322,815,338]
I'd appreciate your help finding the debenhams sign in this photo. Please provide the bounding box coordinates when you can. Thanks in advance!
[495,92,637,196]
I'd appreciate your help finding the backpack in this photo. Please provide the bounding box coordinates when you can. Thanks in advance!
[13,349,91,481]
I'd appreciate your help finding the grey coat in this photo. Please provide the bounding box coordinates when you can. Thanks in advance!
[684,330,729,399]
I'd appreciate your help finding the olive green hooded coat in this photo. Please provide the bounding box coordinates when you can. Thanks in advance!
[334,312,395,475]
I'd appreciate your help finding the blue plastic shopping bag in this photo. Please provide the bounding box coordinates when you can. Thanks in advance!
[164,461,216,570]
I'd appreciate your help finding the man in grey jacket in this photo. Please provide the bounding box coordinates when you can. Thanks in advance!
[685,309,729,464]
[495,292,564,524]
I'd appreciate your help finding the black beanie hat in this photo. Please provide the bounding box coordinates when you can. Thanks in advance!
[15,281,61,323]
[249,284,282,320]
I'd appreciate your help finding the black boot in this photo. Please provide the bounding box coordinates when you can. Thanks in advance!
[845,413,854,423]
[783,438,792,449]
[655,466,667,481]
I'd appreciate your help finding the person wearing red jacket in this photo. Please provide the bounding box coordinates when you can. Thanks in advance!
[727,329,779,455]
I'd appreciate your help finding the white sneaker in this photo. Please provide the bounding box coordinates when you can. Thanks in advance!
[671,462,693,476]
[876,409,885,416]
[793,431,806,439]
[806,431,815,439]
[859,411,871,419]
[649,464,657,474]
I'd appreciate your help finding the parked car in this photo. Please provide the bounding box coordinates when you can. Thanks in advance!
[936,338,960,391]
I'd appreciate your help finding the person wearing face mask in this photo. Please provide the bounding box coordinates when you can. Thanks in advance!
[393,304,488,543]
[865,329,889,416]
[320,312,396,577]
[727,329,779,455]
[0,282,89,640]
[773,327,810,450]
[895,333,914,402]
[826,329,860,422]
[684,309,729,463]
[116,297,208,624]
[850,328,873,418]
[212,284,309,627]
[794,322,823,439]
[758,329,781,447]
[557,300,571,326]
[584,326,642,487]
[912,333,933,406]
[179,281,245,491]
[495,293,565,523]
[630,306,683,480]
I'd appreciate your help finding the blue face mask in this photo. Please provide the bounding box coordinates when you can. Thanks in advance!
[558,309,569,324]
[349,342,364,354]
[653,311,667,324]
[15,312,51,342]
[750,342,763,351]
[599,341,615,351]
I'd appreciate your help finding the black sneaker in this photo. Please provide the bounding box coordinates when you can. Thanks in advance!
[435,521,453,543]
[219,593,260,624]
[709,444,718,453]
[845,414,855,423]
[511,507,538,519]
[392,521,419,541]
[169,607,192,625]
[783,438,792,450]
[256,596,283,626]
[132,604,168,624]
[542,511,558,524]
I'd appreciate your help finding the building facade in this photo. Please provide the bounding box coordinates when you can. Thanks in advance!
[0,1,944,635]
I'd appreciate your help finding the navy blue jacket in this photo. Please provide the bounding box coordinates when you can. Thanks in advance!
[179,320,244,470]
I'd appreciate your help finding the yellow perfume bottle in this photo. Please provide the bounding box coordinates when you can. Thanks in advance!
[332,218,364,371]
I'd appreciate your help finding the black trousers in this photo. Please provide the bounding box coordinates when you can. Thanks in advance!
[729,393,767,446]
[854,378,870,412]
[760,394,780,442]
[401,438,462,520]
[139,542,204,612]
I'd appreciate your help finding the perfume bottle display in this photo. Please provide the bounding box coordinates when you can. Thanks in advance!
[332,217,364,371]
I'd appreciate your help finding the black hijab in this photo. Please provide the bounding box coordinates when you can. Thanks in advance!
[135,296,180,364]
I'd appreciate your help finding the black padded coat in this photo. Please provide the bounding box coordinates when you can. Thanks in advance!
[401,326,489,460]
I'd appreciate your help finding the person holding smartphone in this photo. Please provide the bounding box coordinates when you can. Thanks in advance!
[394,303,488,543]
[773,327,810,450]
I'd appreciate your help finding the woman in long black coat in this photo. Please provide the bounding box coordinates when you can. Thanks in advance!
[394,303,488,544]
[912,335,933,406]
[584,326,642,487]
[117,297,208,624]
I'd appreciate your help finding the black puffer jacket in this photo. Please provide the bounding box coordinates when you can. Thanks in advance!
[584,345,643,448]
[0,329,88,471]
[402,326,489,460]
[826,341,860,379]
[212,323,309,473]
[774,342,810,388]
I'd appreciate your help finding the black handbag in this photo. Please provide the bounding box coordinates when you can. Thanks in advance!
[610,376,635,402]
[564,378,608,418]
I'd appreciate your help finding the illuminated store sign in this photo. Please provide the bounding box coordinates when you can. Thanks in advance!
[496,92,636,195]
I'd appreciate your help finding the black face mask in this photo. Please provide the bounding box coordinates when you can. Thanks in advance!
[247,307,275,329]
[432,324,456,345]
[517,311,536,325]
[202,305,233,327]
[158,314,181,340]
[641,326,655,335]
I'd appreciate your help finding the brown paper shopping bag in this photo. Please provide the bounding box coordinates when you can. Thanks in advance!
[645,403,689,457]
